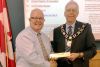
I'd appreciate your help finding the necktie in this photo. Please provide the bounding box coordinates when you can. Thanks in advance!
[68,26,72,36]
[37,33,48,60]
[65,26,72,52]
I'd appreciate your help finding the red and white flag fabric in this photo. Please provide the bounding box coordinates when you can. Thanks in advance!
[0,0,16,67]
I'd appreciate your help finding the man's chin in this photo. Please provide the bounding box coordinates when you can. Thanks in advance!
[67,19,75,22]
[36,27,42,30]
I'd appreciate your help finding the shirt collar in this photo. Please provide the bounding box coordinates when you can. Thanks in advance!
[66,21,76,28]
[29,26,42,35]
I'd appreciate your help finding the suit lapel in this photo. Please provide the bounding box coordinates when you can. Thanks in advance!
[63,24,66,33]
[74,21,82,34]
[61,24,66,51]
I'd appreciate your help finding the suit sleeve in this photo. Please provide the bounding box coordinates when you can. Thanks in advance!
[51,28,58,52]
[83,24,97,60]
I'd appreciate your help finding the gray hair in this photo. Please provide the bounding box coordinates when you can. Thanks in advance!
[65,0,79,11]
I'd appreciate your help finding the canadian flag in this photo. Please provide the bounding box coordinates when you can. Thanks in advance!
[0,0,16,67]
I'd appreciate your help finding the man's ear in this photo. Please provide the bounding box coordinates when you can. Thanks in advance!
[29,18,31,22]
[64,11,66,17]
[44,19,45,22]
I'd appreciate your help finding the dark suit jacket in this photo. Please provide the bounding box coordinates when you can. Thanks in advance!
[51,21,96,67]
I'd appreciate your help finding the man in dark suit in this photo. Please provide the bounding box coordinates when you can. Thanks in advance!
[51,1,96,67]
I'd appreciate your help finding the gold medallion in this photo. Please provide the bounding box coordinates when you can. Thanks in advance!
[67,40,72,47]
[69,36,72,40]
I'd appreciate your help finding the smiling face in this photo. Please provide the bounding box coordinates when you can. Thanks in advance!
[29,9,45,33]
[64,1,79,24]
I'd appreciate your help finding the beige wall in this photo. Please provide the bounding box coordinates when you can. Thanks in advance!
[89,50,100,67]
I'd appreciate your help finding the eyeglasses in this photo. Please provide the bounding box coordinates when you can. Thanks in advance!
[66,9,78,13]
[30,17,44,20]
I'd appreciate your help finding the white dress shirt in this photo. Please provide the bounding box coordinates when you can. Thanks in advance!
[66,22,75,35]
[16,27,52,67]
